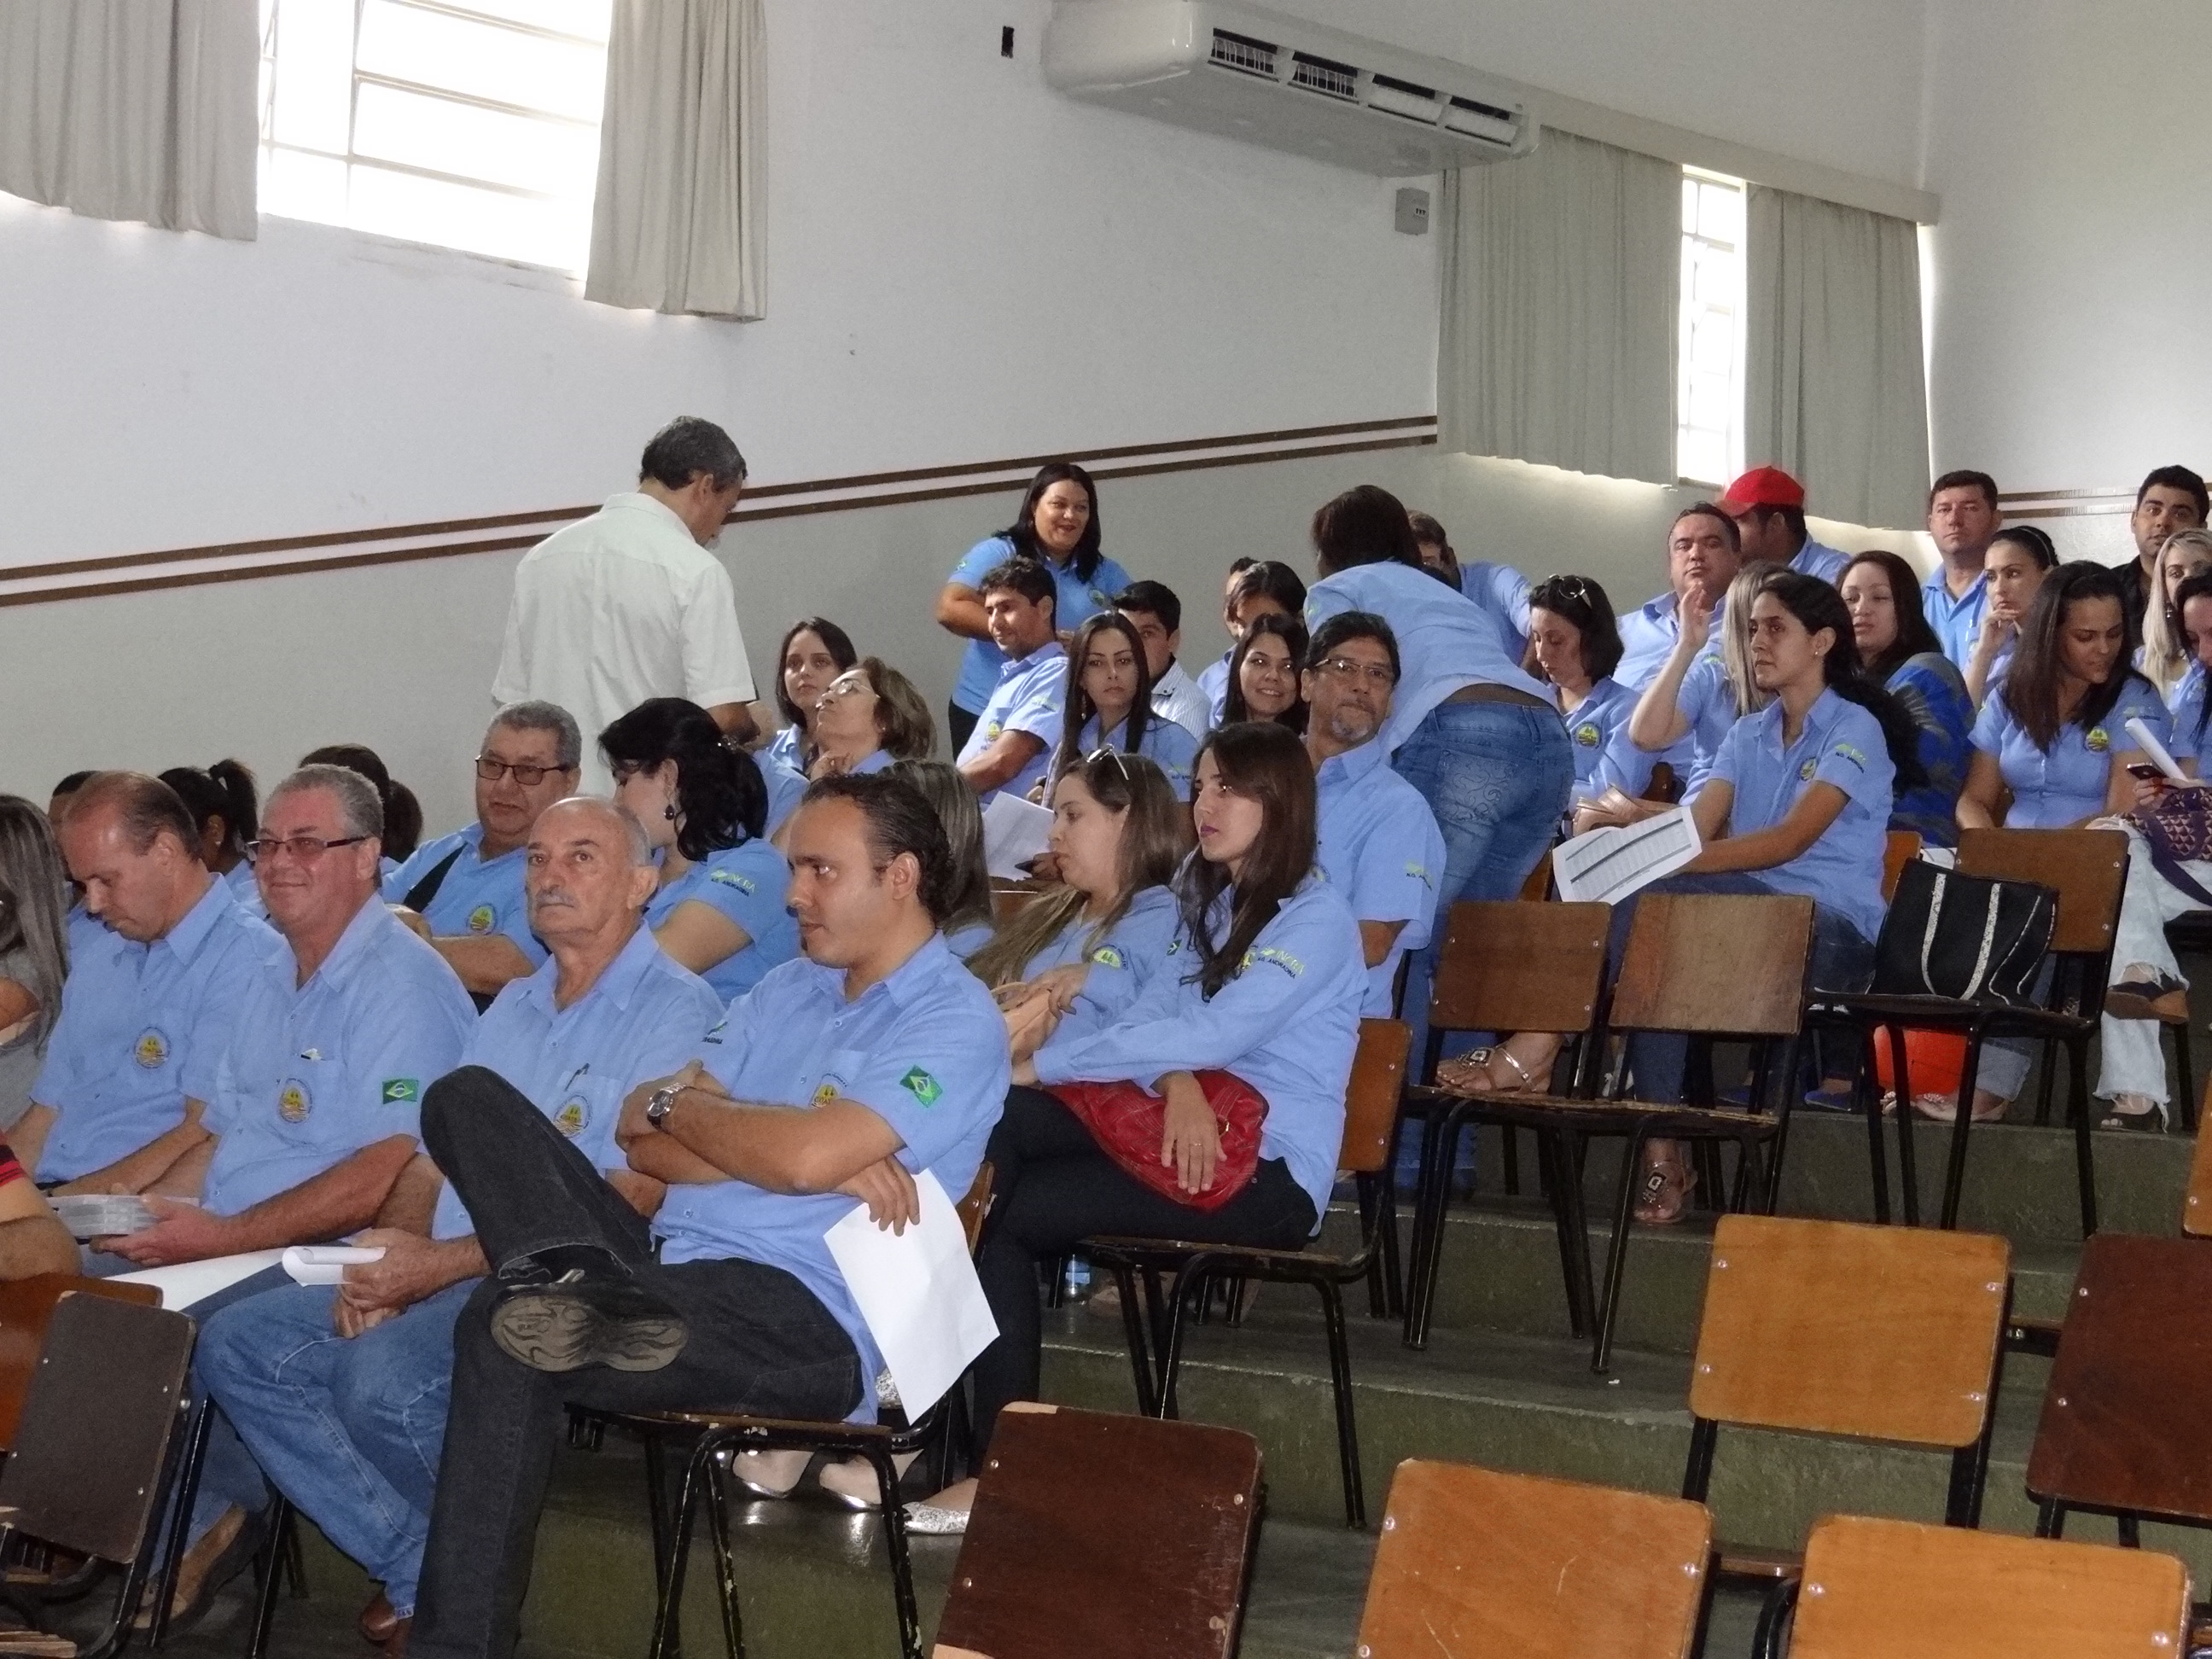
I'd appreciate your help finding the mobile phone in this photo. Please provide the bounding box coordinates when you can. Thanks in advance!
[2126,762,2168,781]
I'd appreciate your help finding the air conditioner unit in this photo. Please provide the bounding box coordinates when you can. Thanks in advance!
[1041,0,1538,178]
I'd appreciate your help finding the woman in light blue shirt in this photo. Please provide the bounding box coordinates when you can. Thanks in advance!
[602,699,797,1002]
[934,463,1134,753]
[761,658,935,837]
[1523,574,1654,817]
[1048,614,1200,799]
[760,617,858,775]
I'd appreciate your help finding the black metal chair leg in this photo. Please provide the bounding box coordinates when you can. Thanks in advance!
[1316,1279,1365,1530]
[649,1436,719,1659]
[2071,1036,2100,1237]
[863,1444,924,1659]
[1860,1041,1891,1225]
[2034,1035,2057,1126]
[2034,1497,2066,1538]
[1539,1130,1592,1341]
[243,1497,292,1659]
[1591,1132,1646,1373]
[1753,1579,1800,1659]
[702,1452,748,1659]
[1938,1039,1984,1231]
[1107,1261,1157,1416]
[148,1396,215,1649]
[1499,1124,1519,1196]
[1891,1025,1922,1226]
[1403,1109,1465,1351]
[2118,1511,2142,1549]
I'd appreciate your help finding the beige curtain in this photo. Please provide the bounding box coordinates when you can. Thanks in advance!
[1745,187,1930,528]
[586,0,764,320]
[0,0,257,239]
[1439,129,1680,486]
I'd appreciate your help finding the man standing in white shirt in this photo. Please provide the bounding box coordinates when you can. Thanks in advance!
[493,418,759,792]
[1113,580,1211,741]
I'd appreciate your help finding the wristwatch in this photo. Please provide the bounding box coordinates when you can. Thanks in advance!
[644,1083,683,1130]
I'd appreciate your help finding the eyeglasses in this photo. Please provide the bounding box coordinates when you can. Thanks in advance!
[474,756,575,787]
[1314,655,1398,687]
[244,835,370,865]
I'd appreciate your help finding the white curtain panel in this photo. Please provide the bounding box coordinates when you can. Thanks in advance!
[0,0,257,239]
[1439,129,1680,486]
[1745,186,1930,529]
[586,0,764,320]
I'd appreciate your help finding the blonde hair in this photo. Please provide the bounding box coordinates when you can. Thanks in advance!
[1720,560,1784,717]
[2142,530,2212,697]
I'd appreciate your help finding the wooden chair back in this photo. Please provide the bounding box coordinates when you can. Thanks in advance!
[2186,1102,2212,1237]
[989,884,1048,928]
[1338,1019,1412,1178]
[1425,900,1610,1039]
[0,1292,193,1563]
[933,1404,1261,1659]
[1785,1515,2189,1659]
[2027,1233,2212,1522]
[1690,1214,2009,1448]
[0,1274,161,1450]
[1517,853,1553,902]
[1957,828,2129,956]
[1356,1460,1710,1659]
[1883,830,1923,902]
[956,1162,994,1256]
[1610,894,1814,1038]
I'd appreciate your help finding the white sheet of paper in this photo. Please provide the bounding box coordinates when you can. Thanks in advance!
[282,1245,387,1286]
[981,791,1055,881]
[2125,716,2190,783]
[111,1249,288,1310]
[824,1170,997,1415]
[1552,806,1703,905]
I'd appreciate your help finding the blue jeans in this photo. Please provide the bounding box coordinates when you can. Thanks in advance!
[1610,873,1876,1103]
[1392,698,1575,1060]
[198,1279,473,1616]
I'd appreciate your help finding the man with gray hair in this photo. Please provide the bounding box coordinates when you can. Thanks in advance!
[103,764,477,1622]
[385,701,582,1002]
[493,416,760,792]
[196,797,723,1651]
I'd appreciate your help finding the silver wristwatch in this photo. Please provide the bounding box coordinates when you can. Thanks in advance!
[644,1084,683,1129]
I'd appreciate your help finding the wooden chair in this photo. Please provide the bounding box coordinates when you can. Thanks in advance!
[1354,1460,1711,1659]
[1683,1214,2011,1652]
[1881,829,1922,901]
[0,1275,160,1451]
[2187,1097,2212,1238]
[988,882,1050,927]
[1780,1514,2188,1659]
[1396,900,1611,1351]
[0,1293,196,1659]
[931,1404,1262,1659]
[1815,827,2126,1232]
[1412,893,1818,1371]
[1082,1019,1412,1528]
[637,1162,998,1659]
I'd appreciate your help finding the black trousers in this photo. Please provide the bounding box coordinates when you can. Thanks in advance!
[969,1086,1316,1453]
[408,1067,861,1659]
[946,699,981,754]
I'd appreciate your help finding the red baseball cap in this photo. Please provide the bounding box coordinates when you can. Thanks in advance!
[1715,465,1806,515]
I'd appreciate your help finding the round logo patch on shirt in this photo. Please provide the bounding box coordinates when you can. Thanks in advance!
[466,904,497,935]
[277,1080,311,1123]
[1574,722,1601,748]
[554,1097,588,1137]
[133,1028,172,1069]
[812,1079,841,1108]
[1799,758,1819,781]
[2087,727,2110,753]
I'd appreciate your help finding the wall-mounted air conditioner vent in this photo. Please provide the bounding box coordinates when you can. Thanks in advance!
[1045,1,1538,178]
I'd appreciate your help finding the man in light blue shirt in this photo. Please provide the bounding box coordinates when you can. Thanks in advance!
[955,558,1068,804]
[1615,505,1748,693]
[20,772,282,1191]
[384,701,581,1002]
[198,797,723,1646]
[1302,614,1446,1016]
[403,773,1007,1656]
[1719,466,1849,584]
[1408,509,1532,661]
[1919,469,2003,668]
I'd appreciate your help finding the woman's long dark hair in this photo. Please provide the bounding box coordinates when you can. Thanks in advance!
[159,760,259,867]
[1524,574,1624,683]
[772,617,858,731]
[1054,612,1157,782]
[1841,550,1944,679]
[1223,613,1310,736]
[1180,722,1318,998]
[300,744,421,861]
[2174,569,2212,745]
[1757,572,1926,789]
[599,697,765,860]
[1000,462,1103,584]
[2000,562,2147,753]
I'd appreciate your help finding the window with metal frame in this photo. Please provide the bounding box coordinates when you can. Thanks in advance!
[1676,166,1747,489]
[257,0,611,274]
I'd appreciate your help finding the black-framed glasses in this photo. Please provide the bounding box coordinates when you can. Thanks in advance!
[244,835,370,865]
[1314,655,1397,687]
[474,756,575,787]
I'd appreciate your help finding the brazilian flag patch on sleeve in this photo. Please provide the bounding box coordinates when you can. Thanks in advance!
[899,1067,943,1107]
[381,1078,421,1105]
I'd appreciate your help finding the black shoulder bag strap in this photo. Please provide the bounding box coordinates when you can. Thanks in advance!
[399,845,467,914]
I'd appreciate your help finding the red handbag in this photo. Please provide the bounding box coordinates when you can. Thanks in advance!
[1048,1070,1268,1212]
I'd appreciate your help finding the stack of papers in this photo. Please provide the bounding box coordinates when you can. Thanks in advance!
[1553,806,1703,905]
[282,1245,386,1285]
[981,793,1054,881]
[48,1194,155,1240]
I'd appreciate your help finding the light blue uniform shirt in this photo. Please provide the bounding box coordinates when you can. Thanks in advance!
[1615,591,1685,693]
[32,879,283,1182]
[760,748,892,838]
[946,920,993,960]
[1923,568,1989,671]
[381,823,545,969]
[1313,740,1446,1016]
[2170,664,2206,763]
[1708,690,1895,945]
[201,899,474,1217]
[1458,560,1532,661]
[1306,562,1551,753]
[661,933,1009,1417]
[430,925,724,1238]
[1792,538,1850,585]
[1678,654,1749,794]
[647,839,798,1001]
[1197,652,1233,726]
[1559,678,1656,804]
[1068,712,1199,797]
[1017,885,1182,1047]
[762,725,804,772]
[956,642,1068,805]
[1970,680,2171,829]
[946,536,1134,713]
[1034,876,1365,1220]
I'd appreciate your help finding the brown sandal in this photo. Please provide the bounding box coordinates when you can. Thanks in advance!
[1435,1045,1539,1097]
[1633,1160,1697,1225]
